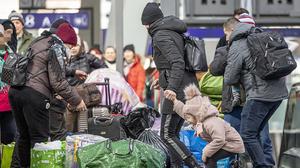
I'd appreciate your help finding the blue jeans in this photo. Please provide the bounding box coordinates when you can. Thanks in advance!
[240,100,281,168]
[224,106,275,167]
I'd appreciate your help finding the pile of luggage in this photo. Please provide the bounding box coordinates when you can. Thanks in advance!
[1,77,170,168]
[29,134,167,168]
[1,105,168,168]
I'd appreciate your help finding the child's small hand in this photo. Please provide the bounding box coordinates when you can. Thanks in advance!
[172,97,177,103]
[164,90,176,101]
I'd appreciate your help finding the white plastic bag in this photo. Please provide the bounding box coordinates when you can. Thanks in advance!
[65,134,107,168]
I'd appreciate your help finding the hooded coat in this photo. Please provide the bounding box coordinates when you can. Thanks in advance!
[173,84,245,159]
[224,23,288,101]
[148,16,198,114]
[124,55,146,101]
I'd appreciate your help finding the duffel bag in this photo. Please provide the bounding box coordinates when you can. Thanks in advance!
[77,139,166,168]
[87,116,127,141]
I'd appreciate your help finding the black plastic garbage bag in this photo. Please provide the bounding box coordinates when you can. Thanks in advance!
[120,106,160,139]
[138,129,171,168]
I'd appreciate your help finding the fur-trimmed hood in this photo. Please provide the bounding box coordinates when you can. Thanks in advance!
[174,84,219,123]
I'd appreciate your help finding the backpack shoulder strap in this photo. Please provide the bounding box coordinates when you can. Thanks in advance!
[229,33,249,47]
[26,31,54,59]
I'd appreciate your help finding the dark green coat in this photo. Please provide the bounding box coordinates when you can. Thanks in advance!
[18,30,34,55]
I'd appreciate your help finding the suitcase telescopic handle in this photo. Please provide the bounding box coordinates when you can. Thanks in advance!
[90,78,111,106]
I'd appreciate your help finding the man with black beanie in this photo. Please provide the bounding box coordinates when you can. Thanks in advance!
[142,3,201,168]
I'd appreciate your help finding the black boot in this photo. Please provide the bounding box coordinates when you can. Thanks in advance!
[184,155,203,168]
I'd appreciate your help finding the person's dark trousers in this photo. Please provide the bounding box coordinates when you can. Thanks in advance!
[205,149,235,168]
[0,112,17,144]
[10,134,20,168]
[49,98,67,141]
[161,113,188,167]
[224,106,243,132]
[8,87,50,167]
[224,106,276,166]
[240,99,282,168]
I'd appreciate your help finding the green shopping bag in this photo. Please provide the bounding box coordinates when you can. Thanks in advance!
[1,143,15,168]
[30,141,66,168]
[77,139,166,168]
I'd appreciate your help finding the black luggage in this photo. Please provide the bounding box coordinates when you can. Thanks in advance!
[183,35,208,72]
[85,78,126,140]
[87,116,126,141]
[121,107,160,139]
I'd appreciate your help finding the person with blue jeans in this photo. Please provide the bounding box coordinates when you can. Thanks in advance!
[210,18,277,167]
[224,106,275,166]
[223,18,288,168]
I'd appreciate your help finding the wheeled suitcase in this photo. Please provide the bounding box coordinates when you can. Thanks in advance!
[80,78,126,140]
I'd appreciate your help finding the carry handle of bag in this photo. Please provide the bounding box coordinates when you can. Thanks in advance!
[93,116,113,126]
[105,139,134,156]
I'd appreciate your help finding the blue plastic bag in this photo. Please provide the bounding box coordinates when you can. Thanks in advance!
[179,130,207,162]
[217,157,231,168]
[180,130,231,168]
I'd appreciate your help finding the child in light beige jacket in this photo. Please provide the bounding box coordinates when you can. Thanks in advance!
[170,84,245,168]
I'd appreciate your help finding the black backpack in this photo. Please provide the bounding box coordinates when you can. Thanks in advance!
[247,30,297,80]
[183,35,208,72]
[232,28,297,80]
[1,33,53,87]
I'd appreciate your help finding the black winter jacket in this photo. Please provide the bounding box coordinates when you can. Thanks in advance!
[216,35,227,49]
[148,16,198,114]
[210,46,233,113]
[67,53,107,86]
[210,46,246,113]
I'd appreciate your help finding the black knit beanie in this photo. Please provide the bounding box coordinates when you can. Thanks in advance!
[123,44,135,54]
[141,3,164,25]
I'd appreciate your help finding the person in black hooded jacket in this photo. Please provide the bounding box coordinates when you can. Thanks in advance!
[141,3,200,168]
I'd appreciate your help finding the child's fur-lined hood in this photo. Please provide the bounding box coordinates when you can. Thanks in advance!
[182,84,219,122]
